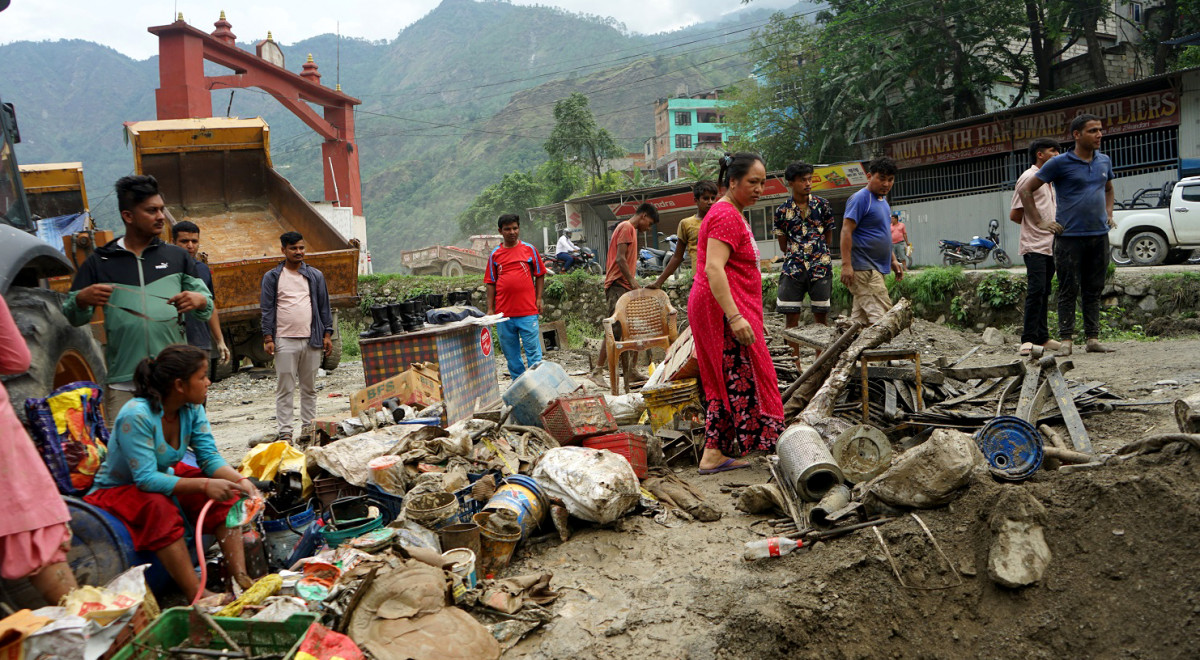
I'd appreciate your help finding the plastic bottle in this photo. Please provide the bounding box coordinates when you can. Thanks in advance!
[242,527,270,578]
[743,537,804,560]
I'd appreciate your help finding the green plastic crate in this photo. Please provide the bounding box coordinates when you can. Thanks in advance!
[109,607,317,660]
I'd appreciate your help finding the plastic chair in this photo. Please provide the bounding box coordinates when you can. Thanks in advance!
[602,289,679,395]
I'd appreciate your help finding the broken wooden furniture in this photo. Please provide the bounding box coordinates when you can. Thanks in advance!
[602,288,679,395]
[857,347,924,423]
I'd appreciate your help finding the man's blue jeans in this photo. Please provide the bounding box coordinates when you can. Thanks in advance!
[556,252,575,271]
[496,314,543,379]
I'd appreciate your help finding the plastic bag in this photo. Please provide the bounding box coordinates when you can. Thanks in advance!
[532,447,639,524]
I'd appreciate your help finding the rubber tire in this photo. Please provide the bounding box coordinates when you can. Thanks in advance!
[993,250,1012,267]
[586,261,602,275]
[321,312,342,372]
[1110,246,1133,266]
[3,286,106,423]
[442,260,464,277]
[1164,249,1192,265]
[1127,231,1168,266]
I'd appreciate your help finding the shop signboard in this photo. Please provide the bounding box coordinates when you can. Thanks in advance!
[884,89,1180,167]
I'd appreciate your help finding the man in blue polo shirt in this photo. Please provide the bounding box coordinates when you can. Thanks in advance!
[840,156,905,325]
[1017,113,1116,355]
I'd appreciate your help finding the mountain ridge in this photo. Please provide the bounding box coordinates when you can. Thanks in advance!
[2,0,804,270]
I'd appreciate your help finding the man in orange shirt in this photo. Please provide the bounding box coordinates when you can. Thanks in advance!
[591,202,658,384]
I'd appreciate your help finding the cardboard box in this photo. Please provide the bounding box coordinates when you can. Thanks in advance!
[351,363,441,415]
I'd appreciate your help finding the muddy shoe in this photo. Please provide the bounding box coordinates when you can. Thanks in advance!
[1057,340,1073,357]
[587,370,609,389]
[1085,338,1116,353]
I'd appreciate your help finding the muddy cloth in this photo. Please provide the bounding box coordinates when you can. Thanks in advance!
[702,324,785,457]
[475,573,559,615]
[347,560,500,660]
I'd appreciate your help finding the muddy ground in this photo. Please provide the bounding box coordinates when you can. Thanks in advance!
[205,316,1200,659]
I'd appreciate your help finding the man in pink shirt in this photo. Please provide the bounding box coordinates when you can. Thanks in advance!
[1010,138,1062,356]
[261,232,334,442]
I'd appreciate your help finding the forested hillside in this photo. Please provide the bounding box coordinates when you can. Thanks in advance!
[2,0,810,271]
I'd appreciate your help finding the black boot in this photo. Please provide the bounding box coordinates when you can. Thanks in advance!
[386,303,404,334]
[359,305,390,338]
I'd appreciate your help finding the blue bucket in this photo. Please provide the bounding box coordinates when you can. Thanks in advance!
[975,416,1044,481]
[483,475,549,540]
[262,505,317,570]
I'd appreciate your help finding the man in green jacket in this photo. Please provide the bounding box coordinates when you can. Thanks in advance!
[63,175,213,426]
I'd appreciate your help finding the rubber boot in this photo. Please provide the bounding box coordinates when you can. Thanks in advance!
[386,303,404,334]
[359,305,390,339]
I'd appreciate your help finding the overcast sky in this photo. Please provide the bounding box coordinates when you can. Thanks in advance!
[0,0,795,60]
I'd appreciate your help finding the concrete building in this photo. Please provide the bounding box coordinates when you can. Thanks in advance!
[863,67,1196,267]
[647,90,736,182]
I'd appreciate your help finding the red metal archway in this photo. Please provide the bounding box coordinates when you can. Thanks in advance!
[149,13,363,215]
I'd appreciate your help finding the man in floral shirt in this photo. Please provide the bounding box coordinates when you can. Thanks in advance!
[775,162,834,340]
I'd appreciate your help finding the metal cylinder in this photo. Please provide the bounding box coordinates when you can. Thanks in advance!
[776,423,845,502]
[809,484,851,527]
[831,424,893,484]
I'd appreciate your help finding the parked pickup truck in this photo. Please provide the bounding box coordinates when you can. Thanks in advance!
[1110,177,1200,266]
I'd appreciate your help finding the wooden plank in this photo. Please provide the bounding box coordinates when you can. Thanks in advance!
[864,365,945,384]
[884,380,898,421]
[1015,359,1044,422]
[1044,362,1093,453]
[940,361,1026,381]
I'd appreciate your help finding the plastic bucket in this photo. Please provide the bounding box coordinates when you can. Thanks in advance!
[473,512,521,576]
[439,522,481,558]
[443,547,478,598]
[406,491,460,530]
[368,455,407,495]
[482,475,548,540]
[320,514,384,548]
[262,505,317,570]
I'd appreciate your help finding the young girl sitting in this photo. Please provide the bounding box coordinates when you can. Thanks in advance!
[85,345,259,600]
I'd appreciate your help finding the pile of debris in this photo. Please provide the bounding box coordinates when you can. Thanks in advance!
[737,298,1199,598]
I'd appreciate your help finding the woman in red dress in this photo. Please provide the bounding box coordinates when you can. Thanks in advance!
[689,152,785,473]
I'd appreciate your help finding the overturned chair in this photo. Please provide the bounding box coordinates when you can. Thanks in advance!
[603,288,679,394]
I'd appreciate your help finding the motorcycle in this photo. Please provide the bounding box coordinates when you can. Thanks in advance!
[939,219,1012,267]
[545,246,602,275]
[636,233,679,277]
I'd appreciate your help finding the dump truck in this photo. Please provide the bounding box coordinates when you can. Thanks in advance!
[125,117,360,376]
[400,234,502,276]
[0,101,106,414]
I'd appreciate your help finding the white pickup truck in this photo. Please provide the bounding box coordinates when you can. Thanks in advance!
[1110,178,1200,266]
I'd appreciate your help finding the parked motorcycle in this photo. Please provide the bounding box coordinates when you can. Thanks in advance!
[545,246,602,274]
[636,233,679,277]
[939,219,1012,267]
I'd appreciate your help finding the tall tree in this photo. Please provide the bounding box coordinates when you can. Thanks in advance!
[456,170,543,236]
[721,13,832,165]
[543,93,623,191]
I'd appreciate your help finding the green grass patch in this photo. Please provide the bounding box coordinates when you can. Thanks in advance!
[886,266,965,308]
[1047,305,1153,342]
[566,316,603,348]
[339,318,362,359]
[976,272,1024,308]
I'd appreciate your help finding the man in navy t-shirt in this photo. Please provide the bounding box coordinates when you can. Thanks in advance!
[485,214,546,379]
[1017,113,1116,355]
[840,157,905,325]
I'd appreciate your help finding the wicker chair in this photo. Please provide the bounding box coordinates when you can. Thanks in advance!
[602,288,679,394]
